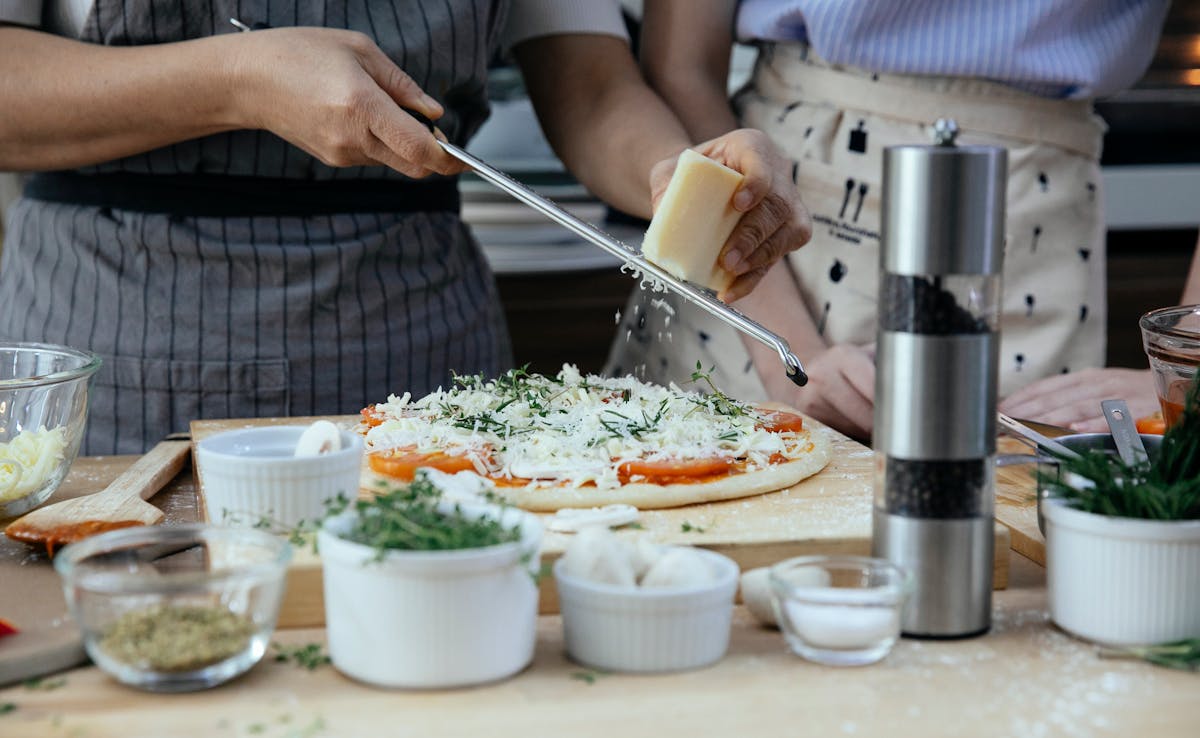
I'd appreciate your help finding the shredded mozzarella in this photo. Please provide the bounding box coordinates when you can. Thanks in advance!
[363,366,802,491]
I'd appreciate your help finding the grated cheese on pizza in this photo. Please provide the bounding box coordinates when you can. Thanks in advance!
[362,364,808,491]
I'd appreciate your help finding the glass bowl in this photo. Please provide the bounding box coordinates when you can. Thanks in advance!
[0,342,102,518]
[54,524,291,692]
[769,555,911,667]
[1140,304,1200,429]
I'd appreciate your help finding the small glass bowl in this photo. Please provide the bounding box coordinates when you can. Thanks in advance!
[54,524,291,692]
[769,555,911,667]
[1140,304,1200,429]
[0,342,102,518]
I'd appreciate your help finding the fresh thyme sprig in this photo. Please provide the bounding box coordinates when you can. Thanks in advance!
[1039,375,1200,520]
[341,473,522,558]
[1098,639,1200,672]
[272,642,331,670]
[689,361,749,418]
[598,398,670,439]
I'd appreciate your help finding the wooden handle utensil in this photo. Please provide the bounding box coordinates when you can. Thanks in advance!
[3,439,192,555]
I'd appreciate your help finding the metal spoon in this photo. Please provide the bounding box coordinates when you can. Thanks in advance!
[996,413,1082,460]
[1100,399,1149,465]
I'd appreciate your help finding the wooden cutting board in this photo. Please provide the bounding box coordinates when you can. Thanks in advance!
[191,416,1011,627]
[995,436,1044,565]
[0,456,200,687]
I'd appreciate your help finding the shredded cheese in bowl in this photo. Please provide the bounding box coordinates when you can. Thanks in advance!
[0,426,67,505]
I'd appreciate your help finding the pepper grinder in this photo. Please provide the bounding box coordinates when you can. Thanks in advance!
[871,120,1006,638]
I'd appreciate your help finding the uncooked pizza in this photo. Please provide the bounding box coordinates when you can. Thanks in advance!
[358,365,831,511]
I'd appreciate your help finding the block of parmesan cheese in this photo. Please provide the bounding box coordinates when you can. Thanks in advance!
[641,148,745,293]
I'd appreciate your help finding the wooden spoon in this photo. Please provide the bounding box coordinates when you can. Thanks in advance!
[3,439,191,556]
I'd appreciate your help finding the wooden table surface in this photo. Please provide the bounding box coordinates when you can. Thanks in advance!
[2,476,1198,737]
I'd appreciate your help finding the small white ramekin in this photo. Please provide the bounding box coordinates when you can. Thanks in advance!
[196,426,363,528]
[554,549,739,673]
[1044,498,1200,646]
[319,505,543,689]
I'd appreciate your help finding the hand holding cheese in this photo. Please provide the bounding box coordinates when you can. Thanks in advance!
[642,148,745,294]
[645,129,813,302]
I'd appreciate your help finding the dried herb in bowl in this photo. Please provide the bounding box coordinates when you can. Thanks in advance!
[335,473,522,557]
[100,604,256,672]
[1040,376,1200,520]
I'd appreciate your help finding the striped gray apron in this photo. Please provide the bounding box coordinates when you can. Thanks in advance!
[0,0,512,455]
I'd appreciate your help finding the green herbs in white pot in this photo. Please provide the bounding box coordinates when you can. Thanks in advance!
[318,473,542,689]
[1040,378,1200,650]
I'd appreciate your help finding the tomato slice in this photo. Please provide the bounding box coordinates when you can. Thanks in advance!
[1135,412,1166,435]
[368,446,487,480]
[755,409,805,433]
[618,456,732,480]
[0,618,18,638]
[360,406,387,428]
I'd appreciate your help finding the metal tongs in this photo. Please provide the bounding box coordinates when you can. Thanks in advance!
[435,139,808,387]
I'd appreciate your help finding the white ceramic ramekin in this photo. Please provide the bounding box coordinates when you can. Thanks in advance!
[318,505,542,688]
[196,426,363,528]
[1044,498,1200,646]
[554,549,739,673]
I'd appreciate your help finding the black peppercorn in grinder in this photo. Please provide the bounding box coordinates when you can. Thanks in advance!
[871,120,1006,638]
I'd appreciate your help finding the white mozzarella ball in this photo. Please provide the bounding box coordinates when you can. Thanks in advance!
[640,547,714,589]
[630,537,667,581]
[294,420,342,457]
[559,526,637,588]
[739,567,777,627]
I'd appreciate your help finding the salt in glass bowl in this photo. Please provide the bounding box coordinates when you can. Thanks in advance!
[0,342,101,518]
[769,555,911,667]
[54,524,291,691]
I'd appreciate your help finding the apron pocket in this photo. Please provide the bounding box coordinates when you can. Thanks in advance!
[89,356,290,454]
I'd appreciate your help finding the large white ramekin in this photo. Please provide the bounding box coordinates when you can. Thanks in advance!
[319,505,542,688]
[1044,498,1200,646]
[554,549,739,673]
[197,426,363,528]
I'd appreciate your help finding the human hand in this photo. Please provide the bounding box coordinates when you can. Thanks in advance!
[649,129,812,302]
[230,28,464,177]
[781,344,875,441]
[999,368,1158,433]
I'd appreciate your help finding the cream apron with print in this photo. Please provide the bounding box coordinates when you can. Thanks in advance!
[606,44,1106,405]
[0,0,512,455]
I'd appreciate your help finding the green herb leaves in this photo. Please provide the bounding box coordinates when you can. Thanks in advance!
[1099,639,1200,672]
[690,362,749,419]
[1040,376,1200,521]
[340,474,522,556]
[272,642,331,670]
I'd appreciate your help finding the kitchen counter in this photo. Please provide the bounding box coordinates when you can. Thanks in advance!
[2,473,1197,738]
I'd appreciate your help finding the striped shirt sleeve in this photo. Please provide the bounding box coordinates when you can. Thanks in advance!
[0,0,42,27]
[501,0,630,51]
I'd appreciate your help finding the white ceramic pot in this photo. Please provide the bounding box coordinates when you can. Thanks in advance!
[319,505,542,688]
[196,426,363,528]
[554,549,739,673]
[1044,498,1200,646]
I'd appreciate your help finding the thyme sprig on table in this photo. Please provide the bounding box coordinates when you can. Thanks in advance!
[1039,375,1200,520]
[1099,639,1200,672]
[339,473,522,559]
[272,642,331,670]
